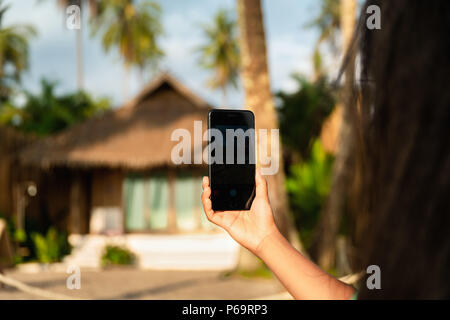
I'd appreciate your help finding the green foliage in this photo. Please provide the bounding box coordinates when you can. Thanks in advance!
[90,0,164,72]
[0,213,27,264]
[0,213,69,264]
[12,227,26,243]
[0,79,110,136]
[31,227,71,264]
[237,264,273,279]
[277,75,335,160]
[277,75,336,249]
[101,245,135,267]
[223,259,273,279]
[0,0,37,101]
[306,0,341,50]
[286,140,334,249]
[197,9,240,100]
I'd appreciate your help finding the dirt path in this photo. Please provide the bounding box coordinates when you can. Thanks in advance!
[0,268,286,300]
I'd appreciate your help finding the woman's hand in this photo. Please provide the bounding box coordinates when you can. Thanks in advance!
[201,169,280,256]
[202,169,355,300]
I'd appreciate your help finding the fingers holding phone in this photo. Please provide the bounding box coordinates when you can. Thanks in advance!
[201,169,278,255]
[201,176,218,224]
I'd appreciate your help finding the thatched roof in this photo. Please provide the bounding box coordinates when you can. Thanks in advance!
[19,73,213,170]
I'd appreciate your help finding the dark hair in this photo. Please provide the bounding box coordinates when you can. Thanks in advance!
[347,0,450,299]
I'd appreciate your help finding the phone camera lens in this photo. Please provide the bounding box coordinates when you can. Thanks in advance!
[229,189,237,197]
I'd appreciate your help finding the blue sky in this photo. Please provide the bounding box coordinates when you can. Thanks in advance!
[3,0,323,108]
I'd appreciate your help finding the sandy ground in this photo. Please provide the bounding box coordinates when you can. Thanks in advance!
[0,268,287,300]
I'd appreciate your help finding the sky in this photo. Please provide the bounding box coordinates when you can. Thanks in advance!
[3,0,323,108]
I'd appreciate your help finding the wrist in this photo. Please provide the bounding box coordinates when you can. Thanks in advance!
[254,226,285,260]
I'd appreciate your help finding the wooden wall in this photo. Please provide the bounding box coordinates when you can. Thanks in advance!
[68,172,91,234]
[91,169,124,208]
[0,156,12,216]
[0,127,35,219]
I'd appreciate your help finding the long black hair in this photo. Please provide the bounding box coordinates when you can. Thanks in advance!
[347,0,450,299]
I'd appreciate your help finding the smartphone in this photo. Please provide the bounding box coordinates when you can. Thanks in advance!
[208,109,256,211]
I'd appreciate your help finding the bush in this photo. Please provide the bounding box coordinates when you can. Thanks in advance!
[286,140,334,250]
[0,212,71,264]
[101,245,136,267]
[277,75,335,160]
[31,227,71,263]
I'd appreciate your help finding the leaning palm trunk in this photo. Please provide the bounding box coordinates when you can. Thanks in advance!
[236,0,299,248]
[313,0,357,270]
[76,27,83,90]
[221,86,228,108]
[58,0,88,89]
[123,65,130,101]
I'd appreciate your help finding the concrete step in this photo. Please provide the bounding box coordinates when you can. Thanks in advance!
[64,232,240,270]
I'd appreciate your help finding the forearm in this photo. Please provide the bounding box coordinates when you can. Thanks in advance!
[255,230,355,300]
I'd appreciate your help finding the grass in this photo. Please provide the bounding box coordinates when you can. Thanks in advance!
[222,263,274,280]
[237,265,274,279]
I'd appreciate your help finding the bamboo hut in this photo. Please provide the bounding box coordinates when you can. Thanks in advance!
[18,73,238,269]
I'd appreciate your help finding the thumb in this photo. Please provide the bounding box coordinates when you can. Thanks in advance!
[255,168,269,199]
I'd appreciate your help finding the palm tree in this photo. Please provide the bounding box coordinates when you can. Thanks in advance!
[54,0,99,90]
[90,0,163,99]
[197,9,240,106]
[312,0,357,271]
[306,0,341,79]
[236,0,299,248]
[0,1,37,101]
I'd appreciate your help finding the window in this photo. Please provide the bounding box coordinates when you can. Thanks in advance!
[123,171,211,232]
[124,174,169,231]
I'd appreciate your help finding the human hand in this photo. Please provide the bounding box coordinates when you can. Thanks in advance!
[201,169,280,256]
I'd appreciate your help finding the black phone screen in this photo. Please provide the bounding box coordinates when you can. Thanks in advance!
[208,110,255,211]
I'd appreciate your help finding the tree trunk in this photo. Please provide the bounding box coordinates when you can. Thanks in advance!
[75,4,84,90]
[236,0,299,247]
[312,0,357,270]
[221,86,228,108]
[123,65,130,101]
